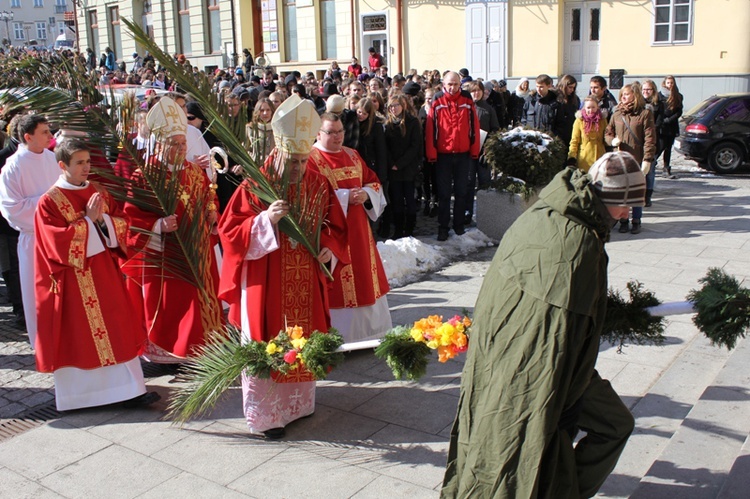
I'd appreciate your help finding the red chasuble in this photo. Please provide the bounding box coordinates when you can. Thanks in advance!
[307,146,390,309]
[217,163,348,344]
[34,183,147,372]
[123,160,223,358]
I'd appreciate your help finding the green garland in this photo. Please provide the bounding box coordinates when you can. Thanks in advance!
[688,267,750,350]
[167,325,344,423]
[374,326,432,381]
[602,281,667,352]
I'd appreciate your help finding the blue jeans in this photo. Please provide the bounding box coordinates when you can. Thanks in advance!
[435,153,471,230]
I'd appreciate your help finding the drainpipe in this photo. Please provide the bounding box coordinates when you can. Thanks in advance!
[396,0,402,73]
[230,0,238,67]
[350,0,355,58]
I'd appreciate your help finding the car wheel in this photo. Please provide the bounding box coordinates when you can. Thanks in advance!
[708,142,743,174]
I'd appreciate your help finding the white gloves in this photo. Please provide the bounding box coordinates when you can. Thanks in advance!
[611,137,622,148]
[641,161,652,175]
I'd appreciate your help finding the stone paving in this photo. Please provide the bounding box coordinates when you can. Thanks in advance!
[1,152,749,498]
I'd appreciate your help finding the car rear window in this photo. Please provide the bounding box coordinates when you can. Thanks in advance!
[716,98,750,122]
[685,96,722,118]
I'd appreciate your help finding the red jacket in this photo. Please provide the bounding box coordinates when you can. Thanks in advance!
[425,89,481,161]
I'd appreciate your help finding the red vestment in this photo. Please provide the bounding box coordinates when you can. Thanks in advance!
[307,146,390,309]
[123,160,223,359]
[218,163,348,347]
[34,183,146,372]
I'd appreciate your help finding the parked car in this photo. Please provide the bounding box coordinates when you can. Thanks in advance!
[675,93,750,173]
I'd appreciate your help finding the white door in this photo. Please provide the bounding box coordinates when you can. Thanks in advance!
[563,1,601,75]
[362,35,388,68]
[466,1,507,81]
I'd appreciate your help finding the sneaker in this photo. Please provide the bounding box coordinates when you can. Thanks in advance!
[631,221,642,234]
[437,228,449,241]
[618,219,630,233]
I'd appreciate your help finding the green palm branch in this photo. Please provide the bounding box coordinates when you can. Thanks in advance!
[0,57,218,309]
[121,18,330,278]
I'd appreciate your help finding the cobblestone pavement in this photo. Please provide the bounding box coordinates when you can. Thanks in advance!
[0,149,740,423]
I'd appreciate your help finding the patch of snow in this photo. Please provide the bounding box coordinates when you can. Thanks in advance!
[377,227,495,288]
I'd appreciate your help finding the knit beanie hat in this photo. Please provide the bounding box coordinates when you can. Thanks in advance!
[589,152,646,207]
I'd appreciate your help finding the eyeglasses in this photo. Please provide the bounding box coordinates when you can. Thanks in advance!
[320,129,345,136]
[187,115,196,120]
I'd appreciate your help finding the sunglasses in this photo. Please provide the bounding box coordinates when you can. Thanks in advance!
[187,115,197,120]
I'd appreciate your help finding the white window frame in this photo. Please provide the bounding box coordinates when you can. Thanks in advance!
[36,21,46,40]
[33,0,43,7]
[652,0,693,45]
[13,22,23,39]
[11,0,20,8]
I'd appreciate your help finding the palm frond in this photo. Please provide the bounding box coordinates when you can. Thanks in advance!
[167,326,258,424]
[688,267,750,349]
[120,17,329,277]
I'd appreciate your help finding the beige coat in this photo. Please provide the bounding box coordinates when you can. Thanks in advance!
[604,106,656,163]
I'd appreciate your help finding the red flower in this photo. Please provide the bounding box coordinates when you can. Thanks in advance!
[284,350,298,364]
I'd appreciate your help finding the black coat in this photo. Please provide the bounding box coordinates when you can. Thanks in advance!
[523,90,562,136]
[357,119,387,184]
[660,95,683,137]
[385,114,423,182]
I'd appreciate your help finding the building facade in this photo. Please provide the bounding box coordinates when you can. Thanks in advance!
[75,0,750,107]
[76,0,235,71]
[0,0,73,48]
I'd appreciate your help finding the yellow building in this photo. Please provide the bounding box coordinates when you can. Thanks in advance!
[77,0,749,106]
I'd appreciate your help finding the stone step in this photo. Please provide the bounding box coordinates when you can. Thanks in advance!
[717,433,750,499]
[630,337,750,498]
[597,330,733,498]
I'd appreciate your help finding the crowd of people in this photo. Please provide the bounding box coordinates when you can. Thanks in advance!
[0,43,686,495]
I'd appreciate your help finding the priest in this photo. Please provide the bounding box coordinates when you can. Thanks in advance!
[123,97,223,364]
[34,138,159,410]
[218,95,348,439]
[306,113,392,343]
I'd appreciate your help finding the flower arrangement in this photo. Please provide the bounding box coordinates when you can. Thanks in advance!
[375,314,471,381]
[167,325,344,423]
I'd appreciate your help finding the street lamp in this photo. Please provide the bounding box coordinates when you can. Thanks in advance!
[0,11,14,46]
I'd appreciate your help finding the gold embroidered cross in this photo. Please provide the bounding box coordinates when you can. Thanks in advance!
[297,115,311,132]
[163,104,182,125]
[180,190,191,205]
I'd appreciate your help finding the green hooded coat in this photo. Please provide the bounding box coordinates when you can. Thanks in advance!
[442,167,632,498]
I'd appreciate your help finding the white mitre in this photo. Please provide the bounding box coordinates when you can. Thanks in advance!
[271,94,320,154]
[146,96,187,139]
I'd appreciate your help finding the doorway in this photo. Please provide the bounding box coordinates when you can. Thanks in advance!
[465,0,507,81]
[563,1,601,75]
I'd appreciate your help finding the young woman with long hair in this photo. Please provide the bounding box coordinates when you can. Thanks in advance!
[246,98,276,164]
[641,79,665,205]
[556,74,581,148]
[384,94,423,238]
[605,84,656,234]
[660,76,684,179]
[355,98,388,236]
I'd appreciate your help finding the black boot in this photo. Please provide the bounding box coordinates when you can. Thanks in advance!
[631,219,642,234]
[392,218,404,239]
[618,219,630,233]
[645,189,653,207]
[405,214,416,237]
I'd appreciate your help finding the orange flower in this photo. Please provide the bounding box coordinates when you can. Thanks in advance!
[287,325,305,340]
[462,316,472,328]
[438,345,457,363]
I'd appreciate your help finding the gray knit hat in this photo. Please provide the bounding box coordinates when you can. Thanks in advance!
[589,152,646,208]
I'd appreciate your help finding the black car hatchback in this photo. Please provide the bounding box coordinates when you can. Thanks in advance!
[675,93,750,173]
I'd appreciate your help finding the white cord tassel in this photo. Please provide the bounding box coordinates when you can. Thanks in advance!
[209,146,230,174]
[645,301,697,317]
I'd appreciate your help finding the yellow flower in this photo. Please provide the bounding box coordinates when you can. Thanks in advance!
[266,342,280,355]
[426,338,439,349]
[410,328,425,342]
[291,337,307,350]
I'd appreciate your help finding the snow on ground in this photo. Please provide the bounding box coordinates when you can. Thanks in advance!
[377,228,495,288]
